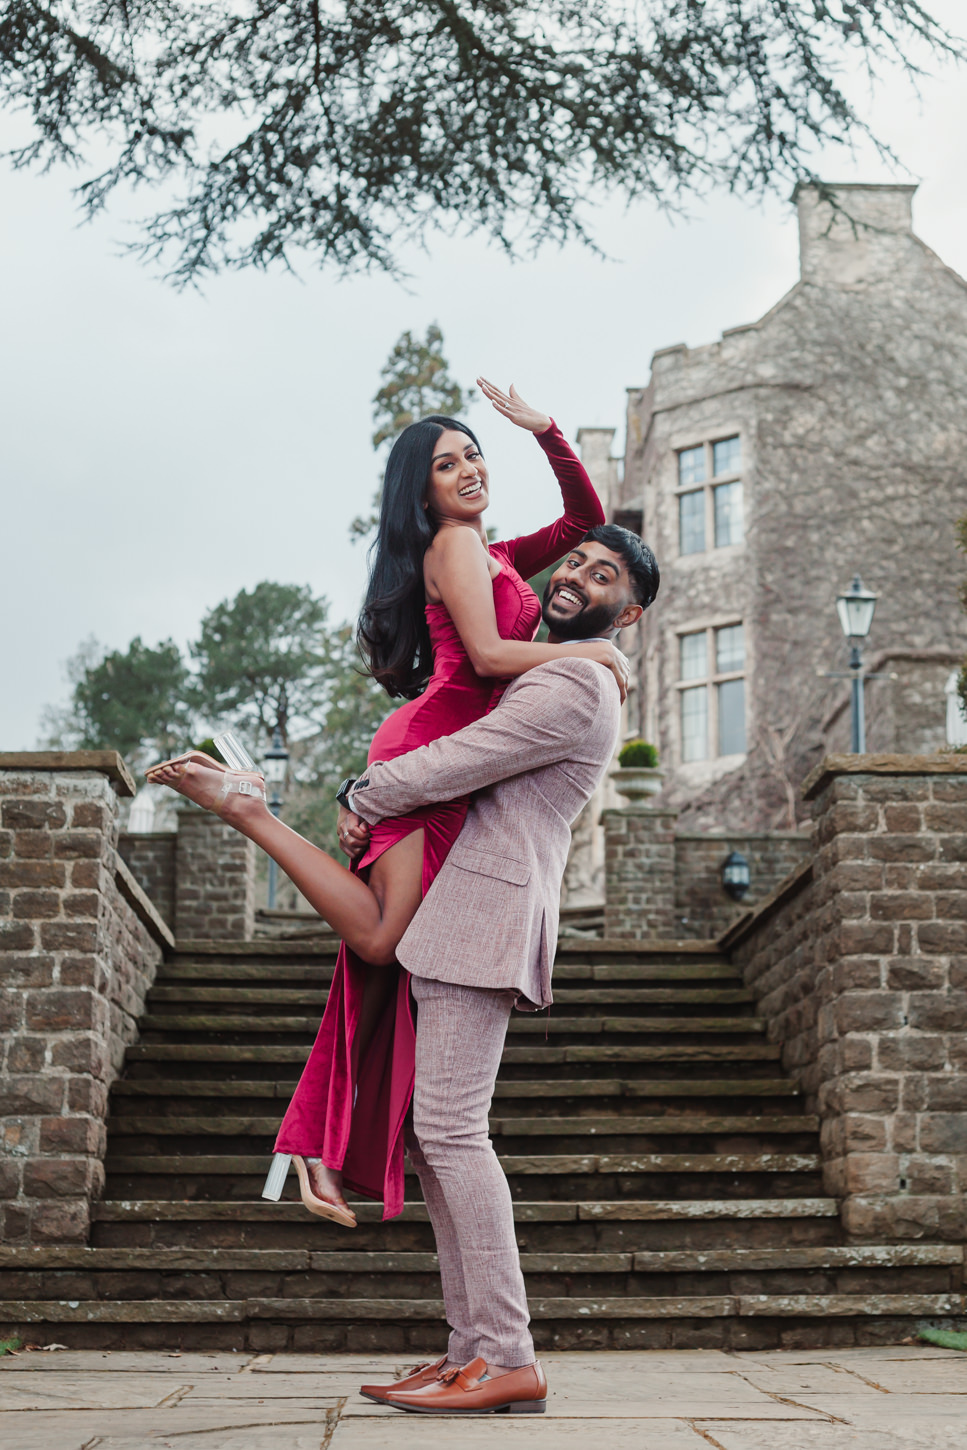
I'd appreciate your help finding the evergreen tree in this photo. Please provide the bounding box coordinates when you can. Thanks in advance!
[371,324,472,448]
[2,3,956,285]
[43,635,191,768]
[350,323,472,540]
[190,581,333,749]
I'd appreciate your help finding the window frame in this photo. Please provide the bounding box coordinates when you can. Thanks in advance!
[674,435,744,557]
[675,619,747,764]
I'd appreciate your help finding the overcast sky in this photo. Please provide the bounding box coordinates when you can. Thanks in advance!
[3,3,966,750]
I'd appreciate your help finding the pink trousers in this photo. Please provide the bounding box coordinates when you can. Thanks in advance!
[407,975,535,1368]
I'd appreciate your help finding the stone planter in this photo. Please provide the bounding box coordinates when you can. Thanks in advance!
[609,765,665,802]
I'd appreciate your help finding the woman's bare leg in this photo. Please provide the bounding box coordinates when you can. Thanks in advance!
[147,763,428,1209]
[147,760,423,965]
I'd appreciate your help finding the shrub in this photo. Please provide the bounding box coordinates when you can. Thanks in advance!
[618,739,659,769]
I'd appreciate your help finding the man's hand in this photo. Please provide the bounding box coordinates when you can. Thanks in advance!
[477,378,551,434]
[337,805,370,860]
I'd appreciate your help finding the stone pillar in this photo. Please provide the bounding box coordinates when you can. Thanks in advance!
[603,805,679,939]
[0,752,168,1242]
[117,832,176,928]
[732,753,967,1243]
[803,757,967,1241]
[174,808,256,941]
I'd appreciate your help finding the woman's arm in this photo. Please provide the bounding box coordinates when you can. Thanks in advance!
[477,378,605,579]
[425,526,630,698]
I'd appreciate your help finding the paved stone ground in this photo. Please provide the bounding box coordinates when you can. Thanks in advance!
[0,1345,964,1449]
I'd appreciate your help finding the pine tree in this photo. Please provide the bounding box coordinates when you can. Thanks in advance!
[350,323,472,540]
[371,325,471,448]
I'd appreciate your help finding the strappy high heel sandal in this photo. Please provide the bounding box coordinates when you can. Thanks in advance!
[146,749,265,784]
[262,1154,357,1229]
[144,761,267,819]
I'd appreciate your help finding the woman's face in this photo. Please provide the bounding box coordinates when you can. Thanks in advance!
[424,429,489,525]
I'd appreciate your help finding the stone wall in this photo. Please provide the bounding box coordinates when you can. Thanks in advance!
[0,754,171,1243]
[118,811,256,942]
[174,809,256,942]
[727,754,967,1243]
[118,832,176,927]
[675,829,812,939]
[603,806,678,939]
[602,804,811,940]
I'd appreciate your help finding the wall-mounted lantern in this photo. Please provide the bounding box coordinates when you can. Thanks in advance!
[722,850,751,901]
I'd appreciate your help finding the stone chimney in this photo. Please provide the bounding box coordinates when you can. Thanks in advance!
[795,182,918,287]
[576,427,619,517]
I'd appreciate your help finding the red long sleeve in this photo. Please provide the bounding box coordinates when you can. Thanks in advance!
[495,420,606,579]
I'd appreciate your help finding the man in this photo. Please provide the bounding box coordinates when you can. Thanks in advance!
[344,523,659,1415]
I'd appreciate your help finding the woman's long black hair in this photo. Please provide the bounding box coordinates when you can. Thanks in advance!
[357,414,483,699]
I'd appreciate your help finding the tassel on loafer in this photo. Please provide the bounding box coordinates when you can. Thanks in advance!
[359,1354,448,1404]
[385,1356,546,1415]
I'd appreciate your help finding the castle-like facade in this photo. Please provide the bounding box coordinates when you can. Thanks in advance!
[582,183,967,843]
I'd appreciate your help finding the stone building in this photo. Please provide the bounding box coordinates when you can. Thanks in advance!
[585,182,967,837]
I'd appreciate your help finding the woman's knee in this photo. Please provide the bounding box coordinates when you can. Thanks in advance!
[355,925,403,967]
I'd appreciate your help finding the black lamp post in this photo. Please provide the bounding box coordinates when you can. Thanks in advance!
[835,575,878,754]
[263,728,289,909]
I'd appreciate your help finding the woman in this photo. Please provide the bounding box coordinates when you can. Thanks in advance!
[148,377,628,1223]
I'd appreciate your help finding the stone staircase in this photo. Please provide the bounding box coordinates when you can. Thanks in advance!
[2,939,961,1350]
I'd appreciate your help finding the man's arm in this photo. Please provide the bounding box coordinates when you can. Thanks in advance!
[352,658,618,825]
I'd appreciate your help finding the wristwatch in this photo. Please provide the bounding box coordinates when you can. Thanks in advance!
[335,777,357,811]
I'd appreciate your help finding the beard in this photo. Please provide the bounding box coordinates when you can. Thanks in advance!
[541,581,618,641]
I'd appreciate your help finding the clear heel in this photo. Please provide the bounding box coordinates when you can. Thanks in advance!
[262,1153,291,1201]
[214,731,259,772]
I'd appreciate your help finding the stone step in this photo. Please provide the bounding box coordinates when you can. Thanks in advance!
[4,1292,961,1326]
[147,985,753,1007]
[155,958,735,985]
[103,1151,822,1177]
[104,1113,817,1139]
[137,1013,765,1036]
[91,1196,841,1225]
[125,1041,782,1064]
[110,1076,801,1102]
[158,962,338,982]
[3,1243,958,1272]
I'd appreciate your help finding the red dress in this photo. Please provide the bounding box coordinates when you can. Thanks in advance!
[274,422,605,1217]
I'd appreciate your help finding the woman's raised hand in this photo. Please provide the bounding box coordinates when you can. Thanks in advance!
[477,378,551,435]
[573,640,632,703]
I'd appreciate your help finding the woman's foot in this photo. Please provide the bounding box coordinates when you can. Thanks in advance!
[148,749,261,778]
[307,1160,352,1214]
[145,759,267,827]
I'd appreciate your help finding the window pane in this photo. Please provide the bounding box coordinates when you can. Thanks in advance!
[680,631,708,682]
[713,481,743,547]
[678,446,706,486]
[681,686,708,762]
[717,678,746,755]
[715,623,745,674]
[712,436,741,476]
[679,490,705,554]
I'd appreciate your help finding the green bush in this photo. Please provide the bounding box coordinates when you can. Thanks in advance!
[618,739,659,769]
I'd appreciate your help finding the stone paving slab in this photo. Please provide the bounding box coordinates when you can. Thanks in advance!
[0,1346,962,1449]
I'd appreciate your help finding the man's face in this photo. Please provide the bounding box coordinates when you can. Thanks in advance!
[541,542,641,640]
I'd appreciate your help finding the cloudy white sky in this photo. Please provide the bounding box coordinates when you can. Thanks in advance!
[3,3,966,749]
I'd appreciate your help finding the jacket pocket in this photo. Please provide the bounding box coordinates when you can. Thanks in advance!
[448,845,530,886]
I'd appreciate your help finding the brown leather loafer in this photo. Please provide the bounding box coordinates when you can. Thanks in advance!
[359,1354,448,1404]
[385,1356,546,1414]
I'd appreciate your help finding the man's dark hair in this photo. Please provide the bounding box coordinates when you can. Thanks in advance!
[581,524,660,609]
